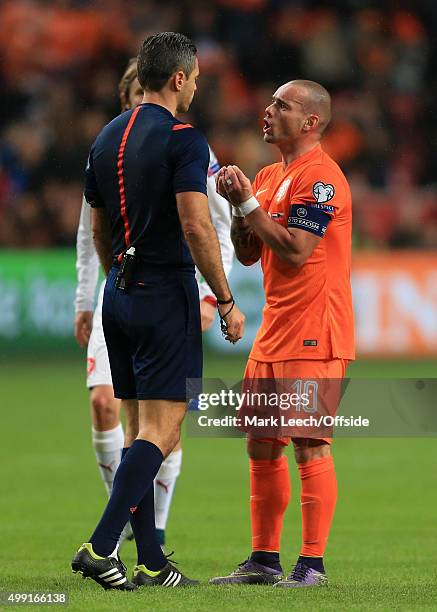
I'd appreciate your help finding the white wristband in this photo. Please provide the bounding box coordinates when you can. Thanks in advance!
[234,196,260,217]
[232,196,259,217]
[232,206,245,217]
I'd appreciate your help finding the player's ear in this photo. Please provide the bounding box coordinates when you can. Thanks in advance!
[172,70,186,92]
[303,114,319,132]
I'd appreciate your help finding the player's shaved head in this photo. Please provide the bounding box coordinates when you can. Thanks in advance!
[283,80,331,134]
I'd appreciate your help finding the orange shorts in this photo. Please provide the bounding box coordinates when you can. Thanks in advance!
[242,358,349,446]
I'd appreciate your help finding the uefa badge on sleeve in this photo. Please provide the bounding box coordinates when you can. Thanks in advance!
[312,181,335,203]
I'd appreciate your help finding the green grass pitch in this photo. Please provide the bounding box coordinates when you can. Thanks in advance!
[1,355,437,611]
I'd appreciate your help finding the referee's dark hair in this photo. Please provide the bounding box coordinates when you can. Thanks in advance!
[137,32,197,92]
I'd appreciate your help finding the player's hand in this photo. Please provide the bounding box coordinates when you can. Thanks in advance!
[218,302,245,344]
[216,167,230,201]
[74,311,93,347]
[200,299,216,332]
[221,165,253,206]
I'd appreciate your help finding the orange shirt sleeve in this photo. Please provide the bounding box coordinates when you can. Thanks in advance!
[290,163,345,219]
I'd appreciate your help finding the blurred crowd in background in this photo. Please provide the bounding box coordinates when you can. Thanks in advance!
[1,0,437,249]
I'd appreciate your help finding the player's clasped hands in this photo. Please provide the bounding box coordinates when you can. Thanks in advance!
[216,165,253,206]
[218,301,245,344]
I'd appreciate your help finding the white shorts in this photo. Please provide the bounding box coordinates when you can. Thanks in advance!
[86,281,113,388]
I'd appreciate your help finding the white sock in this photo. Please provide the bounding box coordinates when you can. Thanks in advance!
[92,424,124,496]
[154,449,182,531]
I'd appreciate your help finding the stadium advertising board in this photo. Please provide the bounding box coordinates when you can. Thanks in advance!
[352,252,437,357]
[1,250,437,357]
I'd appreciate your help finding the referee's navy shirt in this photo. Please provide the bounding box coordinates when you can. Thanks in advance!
[84,102,209,268]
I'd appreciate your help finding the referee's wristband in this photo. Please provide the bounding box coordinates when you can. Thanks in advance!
[217,294,234,305]
[232,196,260,218]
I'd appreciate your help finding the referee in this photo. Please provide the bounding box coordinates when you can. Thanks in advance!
[72,32,245,590]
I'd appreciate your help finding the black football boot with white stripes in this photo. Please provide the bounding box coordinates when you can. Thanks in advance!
[71,543,137,591]
[132,562,199,587]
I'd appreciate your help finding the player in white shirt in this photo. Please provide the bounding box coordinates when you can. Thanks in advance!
[74,59,234,548]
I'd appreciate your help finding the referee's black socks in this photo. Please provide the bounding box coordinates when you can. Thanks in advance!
[90,439,164,563]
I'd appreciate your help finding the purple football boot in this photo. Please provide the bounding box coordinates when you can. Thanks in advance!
[210,559,283,585]
[274,561,328,588]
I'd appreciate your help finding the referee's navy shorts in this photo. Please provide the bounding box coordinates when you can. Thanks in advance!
[102,264,202,401]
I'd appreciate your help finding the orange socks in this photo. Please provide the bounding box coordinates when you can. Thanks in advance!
[298,455,337,557]
[250,454,337,557]
[250,456,291,552]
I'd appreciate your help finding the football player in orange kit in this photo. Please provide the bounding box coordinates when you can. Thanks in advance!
[210,80,355,587]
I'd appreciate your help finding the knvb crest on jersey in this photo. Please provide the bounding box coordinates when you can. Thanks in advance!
[276,178,291,202]
[313,181,335,203]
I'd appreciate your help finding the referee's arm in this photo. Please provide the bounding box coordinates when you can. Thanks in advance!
[177,191,245,342]
[91,208,112,276]
[177,192,230,301]
[84,144,113,276]
[171,126,244,340]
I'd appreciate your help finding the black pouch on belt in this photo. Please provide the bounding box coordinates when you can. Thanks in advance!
[115,246,136,291]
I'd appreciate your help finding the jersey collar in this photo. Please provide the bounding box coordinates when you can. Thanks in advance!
[283,143,322,173]
[139,102,174,119]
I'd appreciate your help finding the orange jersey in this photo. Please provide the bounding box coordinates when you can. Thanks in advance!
[250,144,355,361]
